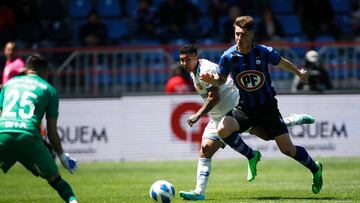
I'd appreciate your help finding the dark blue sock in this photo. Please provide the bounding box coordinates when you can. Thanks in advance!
[223,132,254,160]
[294,146,319,173]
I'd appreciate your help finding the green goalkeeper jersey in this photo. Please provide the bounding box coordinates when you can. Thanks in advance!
[0,74,59,138]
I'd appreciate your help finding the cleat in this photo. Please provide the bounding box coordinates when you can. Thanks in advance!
[285,114,315,127]
[69,196,77,203]
[247,150,261,181]
[179,190,205,201]
[312,161,323,194]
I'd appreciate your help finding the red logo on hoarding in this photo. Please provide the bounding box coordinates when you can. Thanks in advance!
[170,102,208,144]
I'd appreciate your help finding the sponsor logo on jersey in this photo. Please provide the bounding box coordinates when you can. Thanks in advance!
[236,70,265,91]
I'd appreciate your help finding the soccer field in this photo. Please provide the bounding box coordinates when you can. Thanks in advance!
[0,157,359,203]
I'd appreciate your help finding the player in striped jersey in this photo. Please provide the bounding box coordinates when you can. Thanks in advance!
[201,16,322,195]
[0,54,78,203]
[178,45,316,200]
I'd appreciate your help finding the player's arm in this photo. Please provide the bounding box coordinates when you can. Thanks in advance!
[46,117,64,156]
[187,86,220,127]
[200,59,228,86]
[277,57,309,83]
[199,73,227,87]
[47,117,77,173]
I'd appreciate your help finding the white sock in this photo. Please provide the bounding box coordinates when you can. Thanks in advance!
[194,158,211,195]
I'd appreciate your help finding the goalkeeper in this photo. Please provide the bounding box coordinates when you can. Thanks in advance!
[0,54,78,203]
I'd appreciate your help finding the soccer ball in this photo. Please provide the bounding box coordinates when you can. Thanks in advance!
[149,180,175,203]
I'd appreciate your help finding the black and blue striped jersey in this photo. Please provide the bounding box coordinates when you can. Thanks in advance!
[218,44,281,109]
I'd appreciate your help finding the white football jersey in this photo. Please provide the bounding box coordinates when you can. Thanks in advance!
[190,59,239,119]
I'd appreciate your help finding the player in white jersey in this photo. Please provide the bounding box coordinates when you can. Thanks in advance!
[178,45,315,201]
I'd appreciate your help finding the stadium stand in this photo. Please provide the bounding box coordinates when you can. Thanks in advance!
[96,0,122,18]
[104,19,129,43]
[270,0,294,14]
[276,14,302,36]
[69,0,93,18]
[1,0,359,96]
[329,0,351,13]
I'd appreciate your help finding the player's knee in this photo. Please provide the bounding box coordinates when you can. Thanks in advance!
[217,126,228,138]
[218,116,238,138]
[200,144,213,158]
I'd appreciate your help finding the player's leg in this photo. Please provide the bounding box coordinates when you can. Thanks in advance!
[252,99,322,193]
[249,113,316,141]
[0,133,18,174]
[180,119,222,201]
[47,175,78,203]
[275,134,323,194]
[218,115,261,181]
[17,133,77,202]
[195,139,222,195]
[180,139,222,201]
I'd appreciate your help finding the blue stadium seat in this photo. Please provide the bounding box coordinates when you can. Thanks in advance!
[147,64,168,84]
[270,0,294,14]
[117,65,142,85]
[104,19,129,42]
[126,0,138,16]
[286,35,308,57]
[153,0,164,6]
[329,0,351,14]
[315,35,336,42]
[190,0,209,15]
[69,0,93,18]
[73,19,86,38]
[197,16,215,35]
[314,35,336,52]
[96,0,122,18]
[335,14,352,34]
[276,14,302,36]
[218,15,228,35]
[196,38,220,45]
[132,39,161,45]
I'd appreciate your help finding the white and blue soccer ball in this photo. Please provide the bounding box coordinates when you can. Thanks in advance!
[149,180,175,203]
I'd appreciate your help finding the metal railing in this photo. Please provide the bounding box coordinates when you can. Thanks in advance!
[52,46,173,96]
[14,42,360,97]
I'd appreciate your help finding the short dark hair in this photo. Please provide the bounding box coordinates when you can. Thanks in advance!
[179,44,198,55]
[233,16,255,31]
[26,53,48,71]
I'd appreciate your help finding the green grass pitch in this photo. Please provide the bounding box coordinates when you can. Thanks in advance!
[1,157,359,203]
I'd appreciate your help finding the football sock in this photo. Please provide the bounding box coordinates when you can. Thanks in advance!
[223,132,254,160]
[194,158,211,195]
[293,146,319,174]
[48,176,76,202]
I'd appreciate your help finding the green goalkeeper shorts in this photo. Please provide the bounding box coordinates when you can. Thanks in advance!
[0,132,58,179]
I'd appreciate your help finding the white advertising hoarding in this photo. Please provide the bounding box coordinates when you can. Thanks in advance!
[58,94,360,162]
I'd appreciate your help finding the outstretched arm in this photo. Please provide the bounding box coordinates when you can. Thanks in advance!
[47,118,64,156]
[47,118,77,173]
[187,87,220,127]
[277,57,309,84]
[200,72,227,86]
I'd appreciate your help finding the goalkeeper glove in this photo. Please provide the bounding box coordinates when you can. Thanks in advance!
[59,153,77,174]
